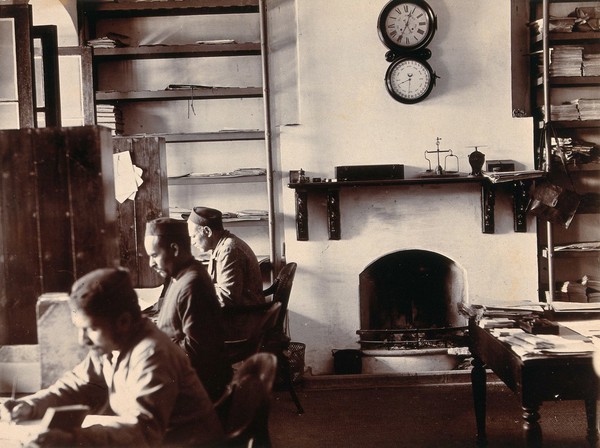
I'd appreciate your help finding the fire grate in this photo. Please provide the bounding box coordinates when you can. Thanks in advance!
[356,327,469,351]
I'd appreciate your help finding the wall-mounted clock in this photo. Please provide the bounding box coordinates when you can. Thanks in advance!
[378,0,437,56]
[385,55,437,104]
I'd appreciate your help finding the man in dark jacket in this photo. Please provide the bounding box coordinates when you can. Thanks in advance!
[144,217,232,402]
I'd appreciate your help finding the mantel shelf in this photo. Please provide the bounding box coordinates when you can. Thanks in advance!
[287,176,537,240]
[287,176,483,190]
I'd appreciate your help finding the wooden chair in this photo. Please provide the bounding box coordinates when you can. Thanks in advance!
[222,301,282,366]
[260,262,304,414]
[214,352,277,448]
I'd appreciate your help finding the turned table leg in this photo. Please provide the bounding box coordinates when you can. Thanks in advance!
[471,356,487,446]
[522,405,542,448]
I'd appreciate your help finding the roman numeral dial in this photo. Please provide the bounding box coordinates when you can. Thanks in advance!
[378,0,436,54]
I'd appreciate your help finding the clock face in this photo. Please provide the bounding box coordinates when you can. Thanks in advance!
[378,0,436,53]
[385,58,434,104]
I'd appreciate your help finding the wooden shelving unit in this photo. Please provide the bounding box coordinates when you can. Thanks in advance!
[78,0,277,266]
[531,0,600,301]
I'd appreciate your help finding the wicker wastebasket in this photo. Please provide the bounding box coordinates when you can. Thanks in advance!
[286,342,305,384]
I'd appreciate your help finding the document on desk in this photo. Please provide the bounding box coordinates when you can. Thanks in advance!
[0,415,122,447]
[551,301,600,312]
[500,332,596,358]
[560,319,600,338]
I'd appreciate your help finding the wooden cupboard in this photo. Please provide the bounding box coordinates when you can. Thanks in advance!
[0,125,119,344]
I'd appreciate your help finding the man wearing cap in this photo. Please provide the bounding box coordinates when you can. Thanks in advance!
[0,268,223,447]
[144,217,232,402]
[187,206,264,308]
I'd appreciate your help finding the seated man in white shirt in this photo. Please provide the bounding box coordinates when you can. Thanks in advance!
[0,268,223,447]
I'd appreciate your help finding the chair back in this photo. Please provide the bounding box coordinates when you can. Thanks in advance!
[222,301,282,365]
[263,262,297,333]
[215,352,277,448]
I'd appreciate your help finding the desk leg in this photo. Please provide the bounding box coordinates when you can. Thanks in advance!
[471,356,487,446]
[584,399,599,447]
[522,405,542,448]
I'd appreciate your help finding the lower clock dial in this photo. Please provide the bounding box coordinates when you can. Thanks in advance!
[385,57,436,104]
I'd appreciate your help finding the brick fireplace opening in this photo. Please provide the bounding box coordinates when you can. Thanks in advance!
[357,249,469,372]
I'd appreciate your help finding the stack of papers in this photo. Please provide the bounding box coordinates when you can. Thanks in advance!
[583,53,600,76]
[87,32,130,48]
[549,46,583,77]
[573,98,600,121]
[478,317,516,329]
[482,170,544,184]
[542,103,580,121]
[501,332,595,357]
[172,168,266,179]
[530,17,576,34]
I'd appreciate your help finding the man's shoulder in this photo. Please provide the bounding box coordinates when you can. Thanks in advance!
[131,320,183,359]
[217,233,255,256]
[177,260,211,281]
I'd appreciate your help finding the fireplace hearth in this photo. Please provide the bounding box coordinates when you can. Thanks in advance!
[357,250,469,370]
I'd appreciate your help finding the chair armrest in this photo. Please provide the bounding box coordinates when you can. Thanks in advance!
[262,281,278,297]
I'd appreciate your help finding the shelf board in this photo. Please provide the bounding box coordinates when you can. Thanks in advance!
[536,76,600,87]
[82,0,259,17]
[168,174,266,185]
[550,119,600,129]
[96,87,262,102]
[542,248,600,258]
[92,42,261,60]
[533,31,600,44]
[164,130,264,142]
[110,131,265,143]
[223,218,268,227]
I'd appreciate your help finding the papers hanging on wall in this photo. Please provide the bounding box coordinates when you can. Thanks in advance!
[113,151,143,203]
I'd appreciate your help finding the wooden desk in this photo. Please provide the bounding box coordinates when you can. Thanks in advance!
[469,319,599,447]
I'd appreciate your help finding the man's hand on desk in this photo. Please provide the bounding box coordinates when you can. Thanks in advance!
[0,399,33,422]
[1,400,75,447]
[27,428,75,447]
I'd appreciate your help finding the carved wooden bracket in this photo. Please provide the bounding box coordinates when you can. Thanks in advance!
[481,183,495,234]
[512,180,531,232]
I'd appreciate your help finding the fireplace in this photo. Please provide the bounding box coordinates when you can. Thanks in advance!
[357,249,469,372]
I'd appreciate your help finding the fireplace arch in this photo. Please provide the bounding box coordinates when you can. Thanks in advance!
[359,249,467,332]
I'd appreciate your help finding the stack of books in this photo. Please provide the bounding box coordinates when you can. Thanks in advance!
[96,104,124,136]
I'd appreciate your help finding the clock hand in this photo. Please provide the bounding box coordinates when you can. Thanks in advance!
[399,7,417,40]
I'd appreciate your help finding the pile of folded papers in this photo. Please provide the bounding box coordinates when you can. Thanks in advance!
[549,46,583,77]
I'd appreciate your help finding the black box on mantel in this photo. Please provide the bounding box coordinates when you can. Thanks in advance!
[335,164,404,181]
